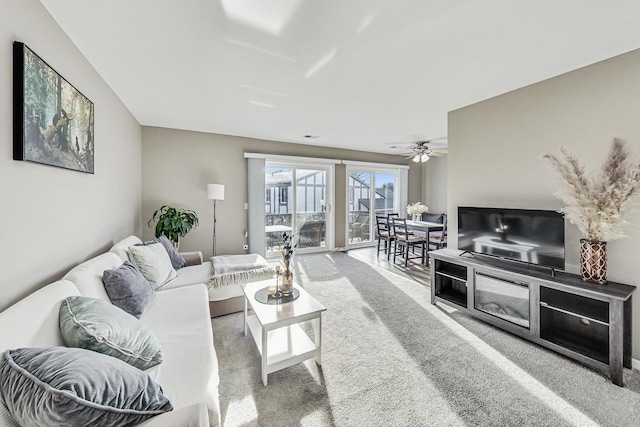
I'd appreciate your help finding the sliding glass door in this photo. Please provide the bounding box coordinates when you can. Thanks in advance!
[265,163,331,257]
[347,168,398,249]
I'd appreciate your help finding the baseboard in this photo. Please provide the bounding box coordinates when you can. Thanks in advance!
[632,358,640,371]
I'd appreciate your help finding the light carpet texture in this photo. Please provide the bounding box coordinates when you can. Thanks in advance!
[212,252,640,426]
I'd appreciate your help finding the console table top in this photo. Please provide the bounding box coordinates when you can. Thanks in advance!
[431,248,636,301]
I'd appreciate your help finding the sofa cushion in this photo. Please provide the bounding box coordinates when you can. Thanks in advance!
[128,243,177,289]
[102,261,156,318]
[0,347,172,427]
[59,296,163,370]
[208,283,244,302]
[140,284,220,425]
[0,281,79,355]
[158,262,213,291]
[63,252,123,302]
[110,235,144,262]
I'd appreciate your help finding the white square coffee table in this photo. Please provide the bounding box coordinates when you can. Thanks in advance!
[242,279,326,386]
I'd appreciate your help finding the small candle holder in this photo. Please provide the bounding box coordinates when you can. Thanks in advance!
[269,264,282,298]
[268,273,278,297]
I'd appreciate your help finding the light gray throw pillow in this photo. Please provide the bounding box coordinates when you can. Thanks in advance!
[59,296,163,370]
[128,243,177,289]
[156,235,187,269]
[102,261,156,318]
[0,347,172,427]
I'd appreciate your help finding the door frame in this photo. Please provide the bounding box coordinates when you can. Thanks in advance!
[265,160,335,256]
[345,165,401,250]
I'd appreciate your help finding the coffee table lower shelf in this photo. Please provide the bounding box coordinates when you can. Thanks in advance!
[245,314,321,386]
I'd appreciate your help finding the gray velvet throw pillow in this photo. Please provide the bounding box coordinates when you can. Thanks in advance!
[59,296,163,370]
[0,347,172,427]
[102,261,156,318]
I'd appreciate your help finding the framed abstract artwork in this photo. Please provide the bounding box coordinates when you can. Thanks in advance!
[13,42,95,174]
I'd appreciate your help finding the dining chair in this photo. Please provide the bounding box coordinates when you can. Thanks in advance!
[428,215,447,250]
[391,217,427,267]
[426,215,447,266]
[376,214,395,259]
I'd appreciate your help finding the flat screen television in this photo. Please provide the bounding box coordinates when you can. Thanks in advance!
[458,207,565,269]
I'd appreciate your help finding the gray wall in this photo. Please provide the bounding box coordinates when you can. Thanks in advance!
[142,126,420,258]
[0,0,142,311]
[422,156,448,214]
[448,48,640,357]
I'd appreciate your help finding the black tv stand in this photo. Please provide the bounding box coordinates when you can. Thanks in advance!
[430,248,636,386]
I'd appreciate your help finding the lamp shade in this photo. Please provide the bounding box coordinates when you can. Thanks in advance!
[207,184,225,200]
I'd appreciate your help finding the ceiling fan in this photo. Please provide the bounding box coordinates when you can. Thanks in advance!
[389,140,448,163]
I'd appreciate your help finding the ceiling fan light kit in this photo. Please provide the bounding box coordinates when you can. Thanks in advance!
[412,153,430,163]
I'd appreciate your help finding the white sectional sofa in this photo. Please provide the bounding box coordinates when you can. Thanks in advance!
[110,236,271,317]
[0,237,221,427]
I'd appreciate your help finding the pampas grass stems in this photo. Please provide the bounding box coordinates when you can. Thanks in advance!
[544,138,640,242]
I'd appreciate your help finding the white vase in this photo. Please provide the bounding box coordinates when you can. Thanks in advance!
[412,214,420,222]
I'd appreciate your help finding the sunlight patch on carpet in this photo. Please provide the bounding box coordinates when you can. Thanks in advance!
[223,395,257,426]
[299,265,468,424]
[303,359,324,385]
[431,307,599,427]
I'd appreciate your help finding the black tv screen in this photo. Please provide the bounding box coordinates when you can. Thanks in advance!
[458,207,565,269]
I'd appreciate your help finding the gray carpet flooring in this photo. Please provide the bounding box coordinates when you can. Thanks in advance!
[212,252,640,426]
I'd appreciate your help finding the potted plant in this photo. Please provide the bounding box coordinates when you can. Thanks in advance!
[148,205,199,249]
[544,138,640,283]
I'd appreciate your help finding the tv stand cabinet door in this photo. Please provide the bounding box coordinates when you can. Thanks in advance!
[529,283,540,338]
[610,299,625,386]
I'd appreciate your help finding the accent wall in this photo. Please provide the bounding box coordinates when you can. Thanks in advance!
[141,126,421,258]
[0,0,142,311]
[448,48,640,358]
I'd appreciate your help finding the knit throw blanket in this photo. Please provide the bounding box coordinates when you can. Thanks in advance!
[208,254,275,289]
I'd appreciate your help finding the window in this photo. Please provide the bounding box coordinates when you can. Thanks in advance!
[279,187,288,204]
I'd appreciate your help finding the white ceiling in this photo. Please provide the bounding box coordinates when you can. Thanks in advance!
[39,0,640,155]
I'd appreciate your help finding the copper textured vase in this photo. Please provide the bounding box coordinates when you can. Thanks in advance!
[580,239,607,284]
[281,270,294,296]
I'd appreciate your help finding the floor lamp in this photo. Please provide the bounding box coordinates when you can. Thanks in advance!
[207,184,225,256]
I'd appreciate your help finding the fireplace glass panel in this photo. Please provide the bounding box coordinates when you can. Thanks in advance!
[474,272,530,328]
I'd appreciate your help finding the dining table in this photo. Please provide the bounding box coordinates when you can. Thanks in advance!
[405,220,445,253]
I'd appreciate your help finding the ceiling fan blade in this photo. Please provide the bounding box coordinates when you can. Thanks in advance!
[388,144,419,156]
[390,137,448,158]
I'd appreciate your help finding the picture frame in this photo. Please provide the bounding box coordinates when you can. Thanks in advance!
[13,42,95,174]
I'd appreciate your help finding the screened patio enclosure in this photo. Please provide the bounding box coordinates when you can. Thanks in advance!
[347,170,397,248]
[265,166,329,256]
